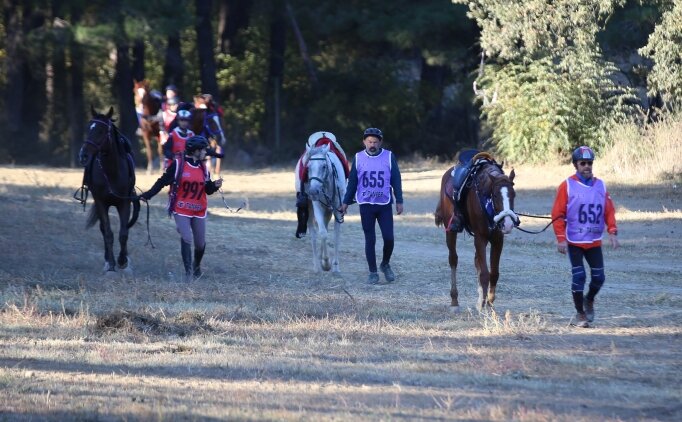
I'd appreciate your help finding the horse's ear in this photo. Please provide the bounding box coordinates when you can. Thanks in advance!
[106,107,114,119]
[509,168,516,182]
[90,105,97,117]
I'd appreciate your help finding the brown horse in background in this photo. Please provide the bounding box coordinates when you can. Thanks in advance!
[193,94,226,175]
[435,152,518,311]
[133,79,163,174]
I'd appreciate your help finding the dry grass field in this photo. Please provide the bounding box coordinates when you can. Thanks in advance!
[0,162,680,421]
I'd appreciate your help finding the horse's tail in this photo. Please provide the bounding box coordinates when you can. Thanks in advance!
[128,198,141,228]
[86,204,99,229]
[435,195,444,227]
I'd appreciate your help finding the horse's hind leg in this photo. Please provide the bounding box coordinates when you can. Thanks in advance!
[97,204,116,272]
[142,132,153,175]
[488,232,504,306]
[156,135,164,172]
[331,220,341,273]
[446,230,460,309]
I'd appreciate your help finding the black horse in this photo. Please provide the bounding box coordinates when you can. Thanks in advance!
[79,106,141,273]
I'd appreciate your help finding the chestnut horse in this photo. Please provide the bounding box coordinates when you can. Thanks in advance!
[79,107,141,273]
[435,152,518,311]
[193,94,226,175]
[133,80,163,174]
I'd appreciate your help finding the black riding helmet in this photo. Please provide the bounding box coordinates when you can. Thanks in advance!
[363,127,383,140]
[185,135,209,154]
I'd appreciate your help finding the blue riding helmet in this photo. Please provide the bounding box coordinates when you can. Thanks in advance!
[185,136,209,153]
[572,146,595,163]
[363,127,383,140]
[165,84,179,93]
[177,110,191,120]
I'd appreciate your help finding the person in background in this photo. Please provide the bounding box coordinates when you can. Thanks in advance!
[340,127,403,285]
[162,109,194,169]
[551,145,620,328]
[139,136,223,283]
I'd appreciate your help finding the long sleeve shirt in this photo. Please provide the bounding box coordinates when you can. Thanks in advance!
[551,174,618,249]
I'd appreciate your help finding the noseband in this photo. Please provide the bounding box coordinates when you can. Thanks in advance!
[306,151,342,219]
[475,168,519,231]
[84,119,114,153]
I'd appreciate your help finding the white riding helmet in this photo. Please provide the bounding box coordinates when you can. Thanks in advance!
[306,131,336,149]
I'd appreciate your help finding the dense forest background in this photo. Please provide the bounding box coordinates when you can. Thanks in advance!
[0,0,679,167]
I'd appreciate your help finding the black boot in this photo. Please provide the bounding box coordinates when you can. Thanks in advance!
[181,240,193,282]
[193,245,205,279]
[295,192,309,238]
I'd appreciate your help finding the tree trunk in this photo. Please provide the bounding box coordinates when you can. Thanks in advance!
[195,0,220,100]
[163,31,184,97]
[68,3,84,168]
[132,39,145,83]
[49,0,69,165]
[113,41,139,155]
[218,0,251,56]
[3,0,25,162]
[20,7,48,162]
[265,0,285,147]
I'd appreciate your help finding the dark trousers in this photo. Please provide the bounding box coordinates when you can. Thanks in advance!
[568,244,605,312]
[359,203,394,273]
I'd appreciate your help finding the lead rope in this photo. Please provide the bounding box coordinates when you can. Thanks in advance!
[513,212,562,234]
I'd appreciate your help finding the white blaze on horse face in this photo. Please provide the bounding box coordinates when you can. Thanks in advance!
[500,186,514,234]
[136,87,146,99]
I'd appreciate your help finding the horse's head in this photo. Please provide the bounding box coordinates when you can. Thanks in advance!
[305,144,332,201]
[192,108,225,146]
[133,79,148,105]
[487,166,518,234]
[79,106,115,166]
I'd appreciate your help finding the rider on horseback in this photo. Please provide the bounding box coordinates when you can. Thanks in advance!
[162,109,195,169]
[295,131,350,238]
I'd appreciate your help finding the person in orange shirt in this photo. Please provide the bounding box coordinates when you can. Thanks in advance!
[551,146,620,327]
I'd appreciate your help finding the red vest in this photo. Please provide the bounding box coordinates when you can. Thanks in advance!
[170,128,194,156]
[172,159,209,218]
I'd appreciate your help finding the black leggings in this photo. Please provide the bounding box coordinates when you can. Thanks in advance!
[568,244,605,296]
[359,203,394,273]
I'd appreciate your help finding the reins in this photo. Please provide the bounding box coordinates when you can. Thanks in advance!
[307,153,343,222]
[513,212,562,234]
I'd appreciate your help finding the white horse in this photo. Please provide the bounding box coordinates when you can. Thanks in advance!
[297,144,347,272]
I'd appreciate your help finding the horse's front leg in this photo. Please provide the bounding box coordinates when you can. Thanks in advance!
[473,235,491,311]
[308,202,322,272]
[97,203,116,272]
[315,204,331,271]
[116,202,131,270]
[331,219,341,273]
[488,231,504,305]
[142,132,153,175]
[446,230,460,309]
[155,133,164,172]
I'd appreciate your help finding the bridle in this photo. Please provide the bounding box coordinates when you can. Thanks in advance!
[81,118,136,200]
[306,150,343,221]
[200,111,225,144]
[473,166,519,232]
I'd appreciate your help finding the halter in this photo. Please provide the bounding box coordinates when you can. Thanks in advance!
[82,117,136,200]
[200,111,224,143]
[472,165,519,232]
[306,150,343,222]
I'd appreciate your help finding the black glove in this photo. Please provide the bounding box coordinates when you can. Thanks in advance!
[138,192,150,201]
